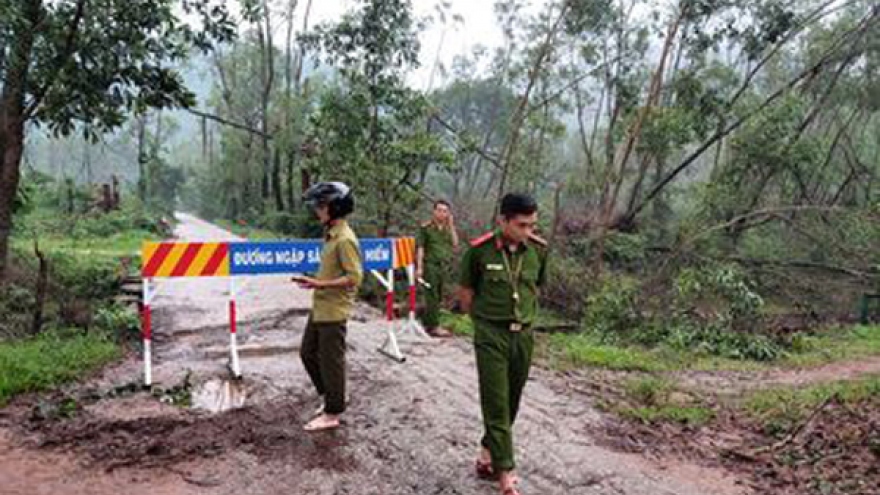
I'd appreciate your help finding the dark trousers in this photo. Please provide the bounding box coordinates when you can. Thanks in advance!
[421,265,447,328]
[300,318,347,415]
[474,317,534,472]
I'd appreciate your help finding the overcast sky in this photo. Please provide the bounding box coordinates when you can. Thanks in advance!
[251,0,549,89]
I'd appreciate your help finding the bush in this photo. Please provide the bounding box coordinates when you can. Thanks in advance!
[51,253,119,301]
[582,274,643,338]
[542,254,593,316]
[664,321,785,361]
[0,282,36,339]
[94,304,140,342]
[673,263,764,328]
[603,231,648,269]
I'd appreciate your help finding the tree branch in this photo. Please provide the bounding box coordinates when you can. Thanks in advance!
[24,0,87,120]
[629,8,879,221]
[429,113,503,170]
[185,108,273,139]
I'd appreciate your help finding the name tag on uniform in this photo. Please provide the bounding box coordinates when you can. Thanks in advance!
[486,264,504,271]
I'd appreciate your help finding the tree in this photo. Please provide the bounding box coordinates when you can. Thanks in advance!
[303,0,452,235]
[0,0,234,279]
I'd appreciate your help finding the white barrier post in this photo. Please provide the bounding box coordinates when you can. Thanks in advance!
[374,268,405,362]
[142,277,153,387]
[404,263,428,337]
[229,276,242,379]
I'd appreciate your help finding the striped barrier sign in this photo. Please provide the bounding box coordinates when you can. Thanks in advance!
[142,242,230,277]
[140,237,422,385]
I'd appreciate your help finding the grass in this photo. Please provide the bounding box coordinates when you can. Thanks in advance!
[439,310,475,337]
[619,405,715,425]
[604,376,715,426]
[549,333,675,371]
[439,307,880,375]
[14,229,153,260]
[783,325,880,367]
[0,329,121,406]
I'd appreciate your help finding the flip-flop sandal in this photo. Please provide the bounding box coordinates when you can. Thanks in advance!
[303,417,340,432]
[501,488,521,495]
[475,459,497,480]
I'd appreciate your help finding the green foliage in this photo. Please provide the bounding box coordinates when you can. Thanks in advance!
[541,252,593,316]
[302,0,453,233]
[439,310,475,337]
[6,184,160,337]
[603,232,649,268]
[0,282,36,338]
[577,265,786,361]
[94,304,140,342]
[582,274,643,336]
[665,321,785,361]
[673,263,765,329]
[0,329,120,406]
[2,0,234,136]
[623,376,675,406]
[785,325,880,367]
[549,333,670,372]
[141,153,184,214]
[619,404,714,425]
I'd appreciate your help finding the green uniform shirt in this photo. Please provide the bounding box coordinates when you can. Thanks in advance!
[459,231,548,325]
[417,222,456,267]
[311,220,363,322]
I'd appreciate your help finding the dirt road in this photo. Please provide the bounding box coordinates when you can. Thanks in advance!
[0,213,747,495]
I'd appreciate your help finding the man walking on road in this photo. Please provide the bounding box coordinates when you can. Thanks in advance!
[416,199,459,337]
[457,193,548,495]
[292,181,363,432]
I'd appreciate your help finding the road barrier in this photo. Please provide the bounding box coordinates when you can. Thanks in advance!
[140,237,425,386]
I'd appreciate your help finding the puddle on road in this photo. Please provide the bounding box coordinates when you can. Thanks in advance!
[191,379,249,413]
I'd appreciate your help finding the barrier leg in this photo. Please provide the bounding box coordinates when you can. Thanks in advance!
[229,277,242,379]
[142,278,153,387]
[405,263,428,338]
[374,269,405,363]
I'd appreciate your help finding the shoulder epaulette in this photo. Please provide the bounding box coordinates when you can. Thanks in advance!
[528,233,548,247]
[470,231,495,247]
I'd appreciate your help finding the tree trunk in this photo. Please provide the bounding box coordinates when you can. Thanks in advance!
[136,114,148,200]
[593,8,684,273]
[0,1,40,280]
[0,130,25,280]
[494,2,570,212]
[272,149,284,211]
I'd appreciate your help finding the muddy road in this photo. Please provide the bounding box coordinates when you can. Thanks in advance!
[0,213,747,495]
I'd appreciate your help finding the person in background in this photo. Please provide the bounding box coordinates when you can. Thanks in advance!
[416,199,459,337]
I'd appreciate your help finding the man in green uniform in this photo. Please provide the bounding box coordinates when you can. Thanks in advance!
[293,182,363,432]
[416,199,459,337]
[458,193,548,495]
